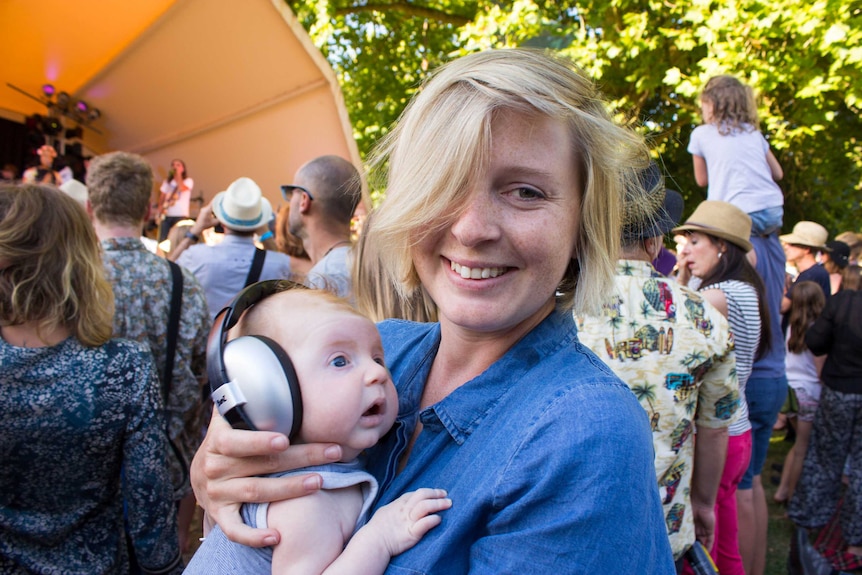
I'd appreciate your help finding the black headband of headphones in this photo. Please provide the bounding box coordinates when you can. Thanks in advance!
[207,280,307,437]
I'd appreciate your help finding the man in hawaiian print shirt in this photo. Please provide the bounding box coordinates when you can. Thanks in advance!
[577,167,739,571]
[86,151,212,555]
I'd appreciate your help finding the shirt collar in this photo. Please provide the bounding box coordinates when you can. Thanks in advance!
[100,237,147,251]
[220,234,256,245]
[616,259,664,279]
[423,308,578,444]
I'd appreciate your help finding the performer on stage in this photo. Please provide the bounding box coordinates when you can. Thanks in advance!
[21,145,61,186]
[158,159,193,242]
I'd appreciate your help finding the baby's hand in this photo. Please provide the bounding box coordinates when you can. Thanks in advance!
[367,488,452,557]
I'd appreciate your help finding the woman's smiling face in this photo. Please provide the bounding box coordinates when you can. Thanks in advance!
[412,109,581,338]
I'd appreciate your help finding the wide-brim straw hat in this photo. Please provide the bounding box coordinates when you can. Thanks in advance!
[779,221,829,251]
[672,200,753,252]
[212,177,273,231]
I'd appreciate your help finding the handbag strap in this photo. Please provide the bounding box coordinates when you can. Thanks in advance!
[244,248,266,287]
[163,260,184,402]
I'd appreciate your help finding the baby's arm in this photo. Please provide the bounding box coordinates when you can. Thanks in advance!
[323,488,451,575]
[269,493,351,574]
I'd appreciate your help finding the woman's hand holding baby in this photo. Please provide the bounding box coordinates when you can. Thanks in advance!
[191,407,343,547]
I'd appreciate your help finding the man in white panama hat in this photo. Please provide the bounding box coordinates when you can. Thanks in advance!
[779,220,832,312]
[177,177,294,318]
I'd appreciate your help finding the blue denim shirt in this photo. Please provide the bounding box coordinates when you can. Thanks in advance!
[368,309,675,574]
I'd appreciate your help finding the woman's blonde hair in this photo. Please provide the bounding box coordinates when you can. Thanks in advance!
[353,211,437,323]
[367,48,649,315]
[701,75,759,135]
[0,184,114,346]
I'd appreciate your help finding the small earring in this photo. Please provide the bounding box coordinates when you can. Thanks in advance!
[718,251,724,259]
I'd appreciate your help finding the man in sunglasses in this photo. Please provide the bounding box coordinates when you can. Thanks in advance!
[281,155,362,299]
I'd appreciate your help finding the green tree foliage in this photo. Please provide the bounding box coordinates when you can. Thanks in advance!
[286,0,861,233]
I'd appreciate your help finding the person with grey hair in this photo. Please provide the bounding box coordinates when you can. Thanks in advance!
[190,49,674,573]
[86,151,211,556]
[281,155,362,298]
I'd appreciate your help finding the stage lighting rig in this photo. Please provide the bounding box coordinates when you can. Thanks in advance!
[6,82,102,135]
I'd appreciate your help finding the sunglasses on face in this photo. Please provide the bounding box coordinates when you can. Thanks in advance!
[280,184,313,202]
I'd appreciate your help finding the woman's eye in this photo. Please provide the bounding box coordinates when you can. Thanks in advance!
[330,355,348,368]
[512,186,544,200]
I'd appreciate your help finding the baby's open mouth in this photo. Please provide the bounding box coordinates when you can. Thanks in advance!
[362,403,382,417]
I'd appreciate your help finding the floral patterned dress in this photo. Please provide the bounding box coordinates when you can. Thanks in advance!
[0,336,183,574]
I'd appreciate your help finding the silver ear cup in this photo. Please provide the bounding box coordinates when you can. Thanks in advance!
[220,336,299,437]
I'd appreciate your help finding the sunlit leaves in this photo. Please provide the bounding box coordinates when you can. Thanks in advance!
[285,0,861,230]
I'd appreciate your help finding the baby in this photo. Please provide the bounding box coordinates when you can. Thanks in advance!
[186,283,451,574]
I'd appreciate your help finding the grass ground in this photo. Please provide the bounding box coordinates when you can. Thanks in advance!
[763,429,796,575]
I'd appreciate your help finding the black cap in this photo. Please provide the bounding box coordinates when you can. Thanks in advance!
[825,240,850,268]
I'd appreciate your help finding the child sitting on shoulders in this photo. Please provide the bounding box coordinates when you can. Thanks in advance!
[689,74,784,237]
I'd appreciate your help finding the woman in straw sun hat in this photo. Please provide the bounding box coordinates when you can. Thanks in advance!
[674,200,773,574]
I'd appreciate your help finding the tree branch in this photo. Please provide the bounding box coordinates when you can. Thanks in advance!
[334,2,473,26]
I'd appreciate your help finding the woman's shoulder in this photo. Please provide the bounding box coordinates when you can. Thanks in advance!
[709,278,756,295]
[89,338,157,381]
[378,319,438,347]
[97,336,153,357]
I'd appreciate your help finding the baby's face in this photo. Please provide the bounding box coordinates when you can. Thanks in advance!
[273,292,398,460]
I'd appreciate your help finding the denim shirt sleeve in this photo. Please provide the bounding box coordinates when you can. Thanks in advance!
[470,370,675,573]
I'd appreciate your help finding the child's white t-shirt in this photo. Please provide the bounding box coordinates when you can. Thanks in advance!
[688,123,783,213]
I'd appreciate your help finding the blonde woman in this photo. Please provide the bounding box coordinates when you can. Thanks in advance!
[191,49,675,573]
[0,184,183,574]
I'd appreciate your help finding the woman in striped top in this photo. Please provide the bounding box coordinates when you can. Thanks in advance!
[675,201,772,575]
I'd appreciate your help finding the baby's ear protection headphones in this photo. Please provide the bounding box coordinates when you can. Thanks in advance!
[207,280,306,440]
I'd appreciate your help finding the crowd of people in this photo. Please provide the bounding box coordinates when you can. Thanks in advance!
[1,48,861,574]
